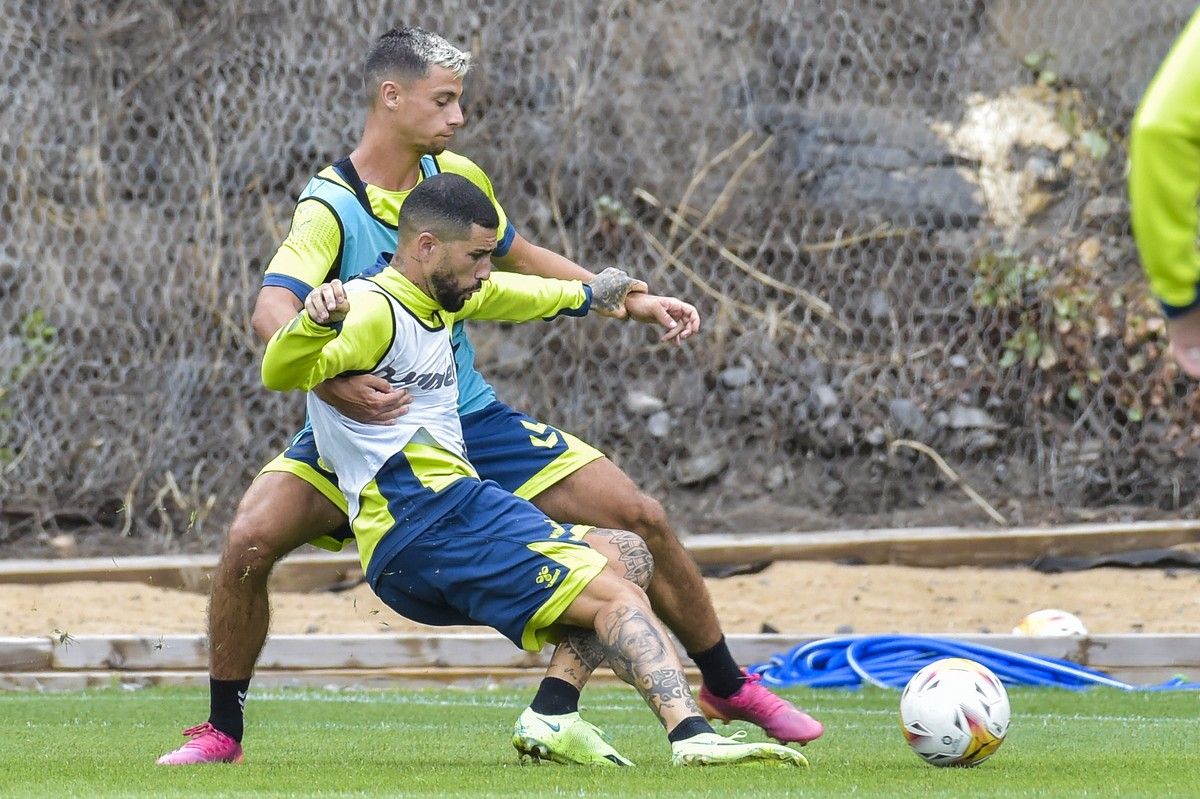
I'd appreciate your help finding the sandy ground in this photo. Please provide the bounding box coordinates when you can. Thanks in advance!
[4,561,1199,638]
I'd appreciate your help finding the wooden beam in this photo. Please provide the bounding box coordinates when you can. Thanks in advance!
[1,520,1199,589]
[684,520,1200,567]
[0,551,361,592]
[0,637,52,670]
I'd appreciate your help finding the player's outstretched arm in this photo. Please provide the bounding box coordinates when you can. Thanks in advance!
[494,233,645,319]
[494,231,701,342]
[456,271,591,323]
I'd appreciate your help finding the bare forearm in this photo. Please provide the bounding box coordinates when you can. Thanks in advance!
[494,234,595,282]
[251,287,304,344]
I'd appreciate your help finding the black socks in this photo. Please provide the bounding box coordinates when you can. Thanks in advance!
[668,716,715,743]
[529,677,581,716]
[688,636,745,699]
[209,677,250,743]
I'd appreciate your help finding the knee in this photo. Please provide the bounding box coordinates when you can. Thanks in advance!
[622,493,673,544]
[603,573,653,616]
[220,513,286,582]
[604,528,655,590]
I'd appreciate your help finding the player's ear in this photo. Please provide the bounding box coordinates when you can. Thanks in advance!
[415,230,439,260]
[379,79,403,111]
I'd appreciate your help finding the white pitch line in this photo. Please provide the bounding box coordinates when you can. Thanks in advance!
[6,689,1200,726]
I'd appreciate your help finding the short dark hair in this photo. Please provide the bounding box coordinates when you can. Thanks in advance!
[364,26,471,102]
[398,174,499,244]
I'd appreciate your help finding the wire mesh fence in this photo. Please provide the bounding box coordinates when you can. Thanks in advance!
[1,0,1197,546]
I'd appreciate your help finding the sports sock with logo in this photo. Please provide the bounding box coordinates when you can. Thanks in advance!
[529,677,580,716]
[209,677,250,742]
[688,636,744,698]
[667,716,716,743]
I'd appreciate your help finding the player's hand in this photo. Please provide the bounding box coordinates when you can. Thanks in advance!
[314,374,412,425]
[623,292,701,346]
[1168,305,1200,378]
[305,280,350,325]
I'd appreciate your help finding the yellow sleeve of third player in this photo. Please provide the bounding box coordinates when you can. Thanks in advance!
[261,200,344,303]
[262,291,394,392]
[453,271,592,323]
[1130,7,1200,315]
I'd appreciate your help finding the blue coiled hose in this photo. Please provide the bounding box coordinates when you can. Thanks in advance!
[749,635,1200,691]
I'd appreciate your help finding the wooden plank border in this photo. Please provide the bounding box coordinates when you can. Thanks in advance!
[3,520,1199,587]
[6,633,1200,679]
[0,551,361,592]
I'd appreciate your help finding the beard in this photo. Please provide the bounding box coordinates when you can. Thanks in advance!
[430,269,477,312]
[421,136,450,156]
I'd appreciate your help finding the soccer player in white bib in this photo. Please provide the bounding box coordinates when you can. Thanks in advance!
[264,173,806,767]
[158,25,821,766]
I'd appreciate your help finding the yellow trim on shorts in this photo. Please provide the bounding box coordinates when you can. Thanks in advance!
[258,450,349,552]
[352,478,402,573]
[519,540,608,652]
[513,431,605,501]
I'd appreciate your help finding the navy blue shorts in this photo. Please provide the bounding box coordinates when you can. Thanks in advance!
[372,480,606,651]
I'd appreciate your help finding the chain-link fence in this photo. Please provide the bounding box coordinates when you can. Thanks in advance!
[2,0,1198,548]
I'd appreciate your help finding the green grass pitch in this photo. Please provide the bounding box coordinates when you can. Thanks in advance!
[2,684,1198,797]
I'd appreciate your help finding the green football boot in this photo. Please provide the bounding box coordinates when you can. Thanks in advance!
[512,708,634,767]
[670,731,809,767]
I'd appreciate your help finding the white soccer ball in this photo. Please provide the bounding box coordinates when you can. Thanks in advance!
[1012,608,1088,636]
[899,657,1010,767]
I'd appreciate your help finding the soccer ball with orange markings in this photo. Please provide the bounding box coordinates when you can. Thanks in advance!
[899,658,1010,767]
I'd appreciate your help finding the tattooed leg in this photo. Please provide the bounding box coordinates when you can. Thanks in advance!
[544,529,654,690]
[592,600,704,731]
[558,565,705,730]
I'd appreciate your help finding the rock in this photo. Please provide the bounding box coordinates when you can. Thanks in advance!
[947,404,1003,430]
[765,465,789,490]
[774,102,985,229]
[49,534,78,558]
[888,398,928,436]
[808,384,839,413]
[866,289,891,321]
[719,366,753,388]
[625,390,665,416]
[675,453,728,486]
[1077,237,1102,265]
[865,426,886,446]
[821,476,846,498]
[959,430,1001,452]
[796,356,829,385]
[1020,190,1054,219]
[1082,195,1129,229]
[666,371,706,408]
[948,354,970,369]
[646,411,672,438]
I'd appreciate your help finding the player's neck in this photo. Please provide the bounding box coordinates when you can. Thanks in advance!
[389,261,440,309]
[348,130,422,192]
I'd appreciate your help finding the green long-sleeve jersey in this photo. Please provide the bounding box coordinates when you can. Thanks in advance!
[1130,7,1200,316]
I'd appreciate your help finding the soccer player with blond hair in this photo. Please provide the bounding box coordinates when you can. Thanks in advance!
[158,25,821,766]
